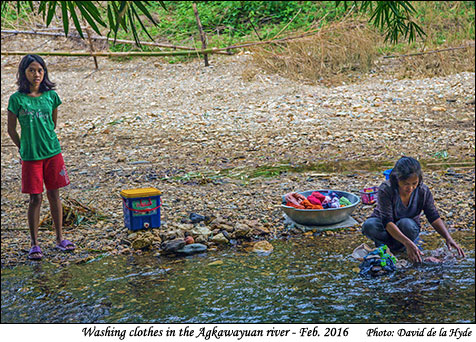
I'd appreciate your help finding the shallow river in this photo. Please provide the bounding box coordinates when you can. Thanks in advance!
[1,231,474,323]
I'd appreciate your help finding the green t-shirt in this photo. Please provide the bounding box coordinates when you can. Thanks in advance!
[8,90,62,161]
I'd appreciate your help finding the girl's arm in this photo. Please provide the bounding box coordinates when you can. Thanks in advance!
[52,107,58,129]
[431,218,465,258]
[7,111,20,149]
[385,222,423,263]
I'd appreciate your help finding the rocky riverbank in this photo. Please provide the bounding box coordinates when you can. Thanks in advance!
[1,35,474,267]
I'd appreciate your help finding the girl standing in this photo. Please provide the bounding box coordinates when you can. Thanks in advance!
[7,54,75,260]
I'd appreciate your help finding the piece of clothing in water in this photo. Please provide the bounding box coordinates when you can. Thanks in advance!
[356,244,397,277]
[369,180,440,229]
[362,217,420,252]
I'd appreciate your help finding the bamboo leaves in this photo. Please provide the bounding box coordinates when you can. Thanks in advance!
[2,1,165,47]
[336,1,426,43]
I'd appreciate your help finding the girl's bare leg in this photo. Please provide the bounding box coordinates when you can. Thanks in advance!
[28,193,43,257]
[46,189,67,247]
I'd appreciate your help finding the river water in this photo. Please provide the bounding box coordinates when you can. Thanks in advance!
[1,231,474,323]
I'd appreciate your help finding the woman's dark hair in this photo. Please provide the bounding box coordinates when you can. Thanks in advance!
[16,54,56,93]
[389,156,423,188]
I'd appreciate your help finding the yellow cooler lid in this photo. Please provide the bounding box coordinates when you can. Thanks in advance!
[120,187,162,198]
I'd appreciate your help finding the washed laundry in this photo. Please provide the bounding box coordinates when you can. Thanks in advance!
[285,191,352,210]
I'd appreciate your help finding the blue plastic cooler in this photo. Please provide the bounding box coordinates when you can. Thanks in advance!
[120,187,162,231]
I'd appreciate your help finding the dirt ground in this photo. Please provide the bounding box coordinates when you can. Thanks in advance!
[1,34,475,266]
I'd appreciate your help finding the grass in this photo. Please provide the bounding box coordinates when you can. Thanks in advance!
[162,158,475,186]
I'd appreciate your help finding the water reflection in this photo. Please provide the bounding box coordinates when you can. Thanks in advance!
[1,232,474,323]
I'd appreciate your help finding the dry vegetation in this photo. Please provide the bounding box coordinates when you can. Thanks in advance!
[248,19,380,86]
[247,2,475,85]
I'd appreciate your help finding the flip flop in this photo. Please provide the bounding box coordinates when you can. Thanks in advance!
[28,245,43,260]
[56,239,76,251]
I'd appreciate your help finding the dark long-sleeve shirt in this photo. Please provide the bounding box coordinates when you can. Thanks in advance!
[370,180,440,228]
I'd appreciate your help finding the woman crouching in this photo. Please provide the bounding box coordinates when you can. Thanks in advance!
[362,156,465,263]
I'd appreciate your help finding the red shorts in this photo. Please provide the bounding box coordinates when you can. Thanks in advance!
[22,153,70,194]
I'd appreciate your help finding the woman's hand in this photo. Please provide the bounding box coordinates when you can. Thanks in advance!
[446,238,465,258]
[404,240,424,263]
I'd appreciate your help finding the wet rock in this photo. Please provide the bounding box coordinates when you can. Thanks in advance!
[161,238,186,254]
[176,243,208,255]
[252,240,274,254]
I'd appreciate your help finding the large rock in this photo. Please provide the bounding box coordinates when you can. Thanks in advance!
[176,243,208,255]
[161,238,186,254]
[131,236,152,250]
[252,240,274,254]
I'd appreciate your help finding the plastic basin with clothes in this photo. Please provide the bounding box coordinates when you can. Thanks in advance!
[281,189,360,226]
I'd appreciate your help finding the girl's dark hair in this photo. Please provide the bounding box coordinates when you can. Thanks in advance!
[389,156,423,188]
[16,54,56,93]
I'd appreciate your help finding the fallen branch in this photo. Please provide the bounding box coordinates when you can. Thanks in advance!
[383,44,475,58]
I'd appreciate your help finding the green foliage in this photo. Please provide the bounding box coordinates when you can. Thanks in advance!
[1,1,474,53]
[141,1,347,43]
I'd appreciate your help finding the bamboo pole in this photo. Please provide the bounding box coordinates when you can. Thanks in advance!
[0,49,224,57]
[1,26,335,59]
[192,2,209,67]
[1,29,232,55]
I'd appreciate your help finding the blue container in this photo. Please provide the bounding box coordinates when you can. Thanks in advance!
[120,188,162,231]
[383,168,393,180]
